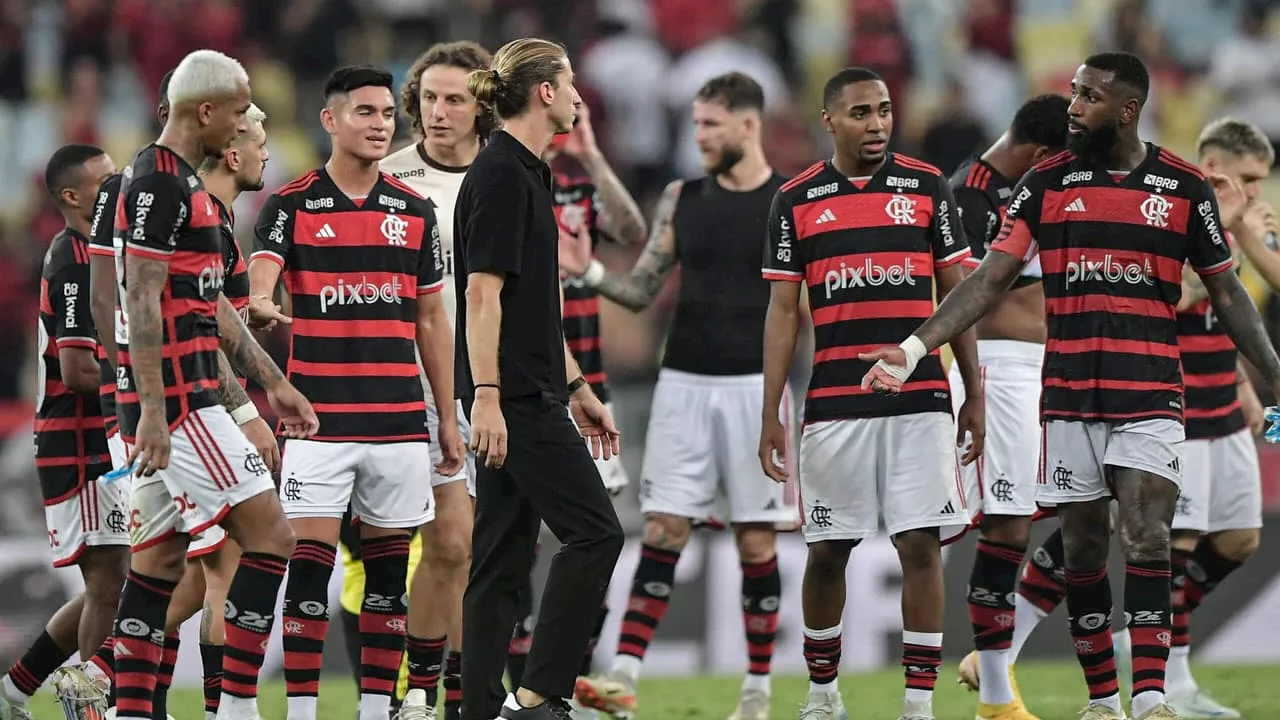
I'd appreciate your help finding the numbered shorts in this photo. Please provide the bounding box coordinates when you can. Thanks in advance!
[280,439,435,528]
[1173,429,1262,533]
[949,339,1043,517]
[799,412,971,544]
[639,369,799,525]
[123,407,272,553]
[428,398,476,497]
[40,456,129,567]
[1037,418,1185,506]
[567,401,631,493]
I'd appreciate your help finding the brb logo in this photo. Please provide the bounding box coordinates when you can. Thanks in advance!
[319,275,404,313]
[1141,193,1174,228]
[1064,253,1154,287]
[824,258,917,298]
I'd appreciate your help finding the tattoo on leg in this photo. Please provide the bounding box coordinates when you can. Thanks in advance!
[200,601,214,644]
[1111,468,1176,563]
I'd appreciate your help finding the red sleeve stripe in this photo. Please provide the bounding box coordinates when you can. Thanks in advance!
[1034,150,1074,171]
[87,245,114,257]
[781,162,826,192]
[893,155,942,176]
[155,148,180,176]
[936,247,972,268]
[125,242,174,259]
[249,250,285,267]
[1195,256,1234,276]
[1157,149,1206,180]
[762,269,803,282]
[55,337,97,350]
[965,163,990,190]
[381,173,423,199]
[417,279,445,294]
[276,171,320,197]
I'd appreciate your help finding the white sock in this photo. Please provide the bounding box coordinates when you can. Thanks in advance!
[1009,595,1048,663]
[1165,645,1195,695]
[1,675,29,705]
[902,630,942,707]
[741,673,770,694]
[206,712,217,720]
[286,695,318,720]
[808,679,838,695]
[358,693,391,720]
[1090,693,1122,712]
[1131,690,1166,718]
[977,649,1014,705]
[610,654,642,684]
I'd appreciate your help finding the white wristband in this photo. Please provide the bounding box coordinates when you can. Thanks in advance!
[581,258,606,288]
[874,334,927,384]
[230,402,260,426]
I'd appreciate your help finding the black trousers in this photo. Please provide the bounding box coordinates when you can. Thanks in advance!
[460,392,625,720]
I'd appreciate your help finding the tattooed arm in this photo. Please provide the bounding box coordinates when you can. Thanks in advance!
[583,153,646,247]
[583,179,681,311]
[213,350,254,410]
[123,256,171,413]
[913,251,1025,352]
[216,294,286,391]
[1201,269,1280,387]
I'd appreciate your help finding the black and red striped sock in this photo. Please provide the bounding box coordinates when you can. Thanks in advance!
[802,625,841,688]
[221,552,288,701]
[151,632,179,720]
[359,535,410,706]
[282,539,336,703]
[616,545,680,664]
[1126,560,1173,713]
[3,630,73,701]
[970,540,1024,651]
[113,572,178,720]
[902,630,943,703]
[1170,547,1192,650]
[580,604,609,676]
[1018,530,1068,615]
[443,651,461,715]
[741,556,781,680]
[1065,567,1119,705]
[199,642,223,718]
[406,635,445,706]
[1183,536,1243,614]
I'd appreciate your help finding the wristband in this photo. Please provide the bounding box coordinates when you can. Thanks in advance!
[581,259,606,288]
[875,334,927,383]
[230,402,260,426]
[567,375,587,394]
[474,383,500,391]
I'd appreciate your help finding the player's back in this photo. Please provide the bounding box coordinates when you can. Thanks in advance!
[665,172,786,376]
[253,168,443,442]
[949,158,1044,282]
[212,196,250,316]
[113,144,226,437]
[87,172,123,438]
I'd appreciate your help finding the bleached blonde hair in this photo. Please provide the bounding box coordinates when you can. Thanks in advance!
[167,49,249,106]
[246,102,267,132]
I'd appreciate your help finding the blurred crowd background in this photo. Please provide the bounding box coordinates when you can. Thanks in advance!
[2,0,1280,678]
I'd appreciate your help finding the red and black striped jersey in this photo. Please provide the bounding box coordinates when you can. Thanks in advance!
[251,168,446,442]
[87,173,122,437]
[990,144,1234,424]
[554,173,609,402]
[763,154,969,422]
[948,158,1043,289]
[212,195,250,316]
[35,227,110,496]
[1177,232,1243,440]
[113,144,227,439]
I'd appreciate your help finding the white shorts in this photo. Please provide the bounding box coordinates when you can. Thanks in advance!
[427,398,476,497]
[798,412,971,544]
[1173,429,1262,533]
[124,406,273,552]
[949,340,1043,518]
[569,401,631,493]
[110,432,227,557]
[43,463,130,567]
[1037,418,1185,506]
[639,369,799,525]
[280,439,435,528]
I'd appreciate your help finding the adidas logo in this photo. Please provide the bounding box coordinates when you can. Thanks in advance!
[940,501,955,515]
[764,498,777,510]
[315,223,336,238]
[1064,198,1087,213]
[814,208,837,224]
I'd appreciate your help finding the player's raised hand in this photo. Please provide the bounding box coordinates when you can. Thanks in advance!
[758,416,789,483]
[858,346,908,394]
[435,416,466,476]
[561,101,599,160]
[570,390,621,461]
[240,416,282,473]
[558,223,593,277]
[956,396,986,465]
[470,389,508,468]
[246,294,291,331]
[267,381,320,439]
[129,408,171,477]
[1209,173,1249,231]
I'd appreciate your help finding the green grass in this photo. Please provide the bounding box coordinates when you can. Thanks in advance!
[27,662,1280,719]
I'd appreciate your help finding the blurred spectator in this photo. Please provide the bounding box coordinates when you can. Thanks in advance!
[1210,0,1280,164]
[921,79,988,176]
[849,0,914,151]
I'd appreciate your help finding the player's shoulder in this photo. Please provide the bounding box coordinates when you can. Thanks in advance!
[98,172,123,200]
[266,169,324,210]
[1025,149,1076,181]
[374,173,434,217]
[1149,145,1209,188]
[380,143,424,175]
[43,227,84,273]
[949,158,1002,195]
[123,145,192,193]
[776,161,833,202]
[887,152,944,179]
[553,171,596,204]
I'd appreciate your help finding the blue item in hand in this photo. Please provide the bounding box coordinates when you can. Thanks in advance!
[101,463,136,483]
[1264,406,1280,444]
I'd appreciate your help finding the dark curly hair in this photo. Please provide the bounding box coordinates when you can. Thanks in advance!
[400,41,493,139]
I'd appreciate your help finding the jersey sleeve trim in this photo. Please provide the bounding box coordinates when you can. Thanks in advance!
[249,249,285,267]
[55,337,97,350]
[762,268,804,282]
[935,246,971,269]
[87,245,115,257]
[125,242,174,259]
[1194,256,1235,277]
[417,278,445,295]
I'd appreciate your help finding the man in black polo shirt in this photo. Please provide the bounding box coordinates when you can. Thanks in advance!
[453,37,625,720]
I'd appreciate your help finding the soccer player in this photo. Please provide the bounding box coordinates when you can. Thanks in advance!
[570,71,796,720]
[859,52,1280,720]
[945,94,1069,720]
[0,145,124,720]
[248,65,462,720]
[455,37,624,720]
[111,49,316,720]
[760,67,982,720]
[376,40,491,720]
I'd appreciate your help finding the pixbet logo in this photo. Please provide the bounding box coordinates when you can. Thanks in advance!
[823,258,917,298]
[198,263,225,297]
[1064,254,1154,287]
[319,275,404,313]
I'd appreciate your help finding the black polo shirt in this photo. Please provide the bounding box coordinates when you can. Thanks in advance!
[454,130,568,402]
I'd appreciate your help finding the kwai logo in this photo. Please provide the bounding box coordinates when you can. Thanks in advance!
[824,258,917,298]
[1065,254,1154,286]
[319,276,403,313]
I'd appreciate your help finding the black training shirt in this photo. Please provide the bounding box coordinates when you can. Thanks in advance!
[454,130,567,402]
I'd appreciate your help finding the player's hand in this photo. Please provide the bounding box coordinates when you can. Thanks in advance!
[266,382,320,439]
[558,223,593,277]
[570,388,621,461]
[470,390,508,468]
[128,407,171,477]
[246,294,291,331]
[956,396,986,465]
[758,415,790,483]
[561,102,599,160]
[1210,173,1249,231]
[858,346,908,394]
[239,416,281,473]
[1240,200,1278,247]
[1240,378,1265,436]
[434,416,467,476]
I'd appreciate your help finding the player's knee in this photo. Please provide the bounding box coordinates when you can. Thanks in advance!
[733,524,776,563]
[806,540,856,580]
[1118,513,1171,563]
[642,514,691,552]
[979,515,1031,549]
[1211,529,1260,564]
[80,547,128,605]
[892,529,941,571]
[423,527,472,572]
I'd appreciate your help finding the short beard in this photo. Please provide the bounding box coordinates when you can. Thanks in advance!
[237,176,265,193]
[1068,121,1120,165]
[708,145,745,176]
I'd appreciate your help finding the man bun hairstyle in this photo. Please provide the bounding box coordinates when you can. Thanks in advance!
[468,37,568,125]
[401,41,494,138]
